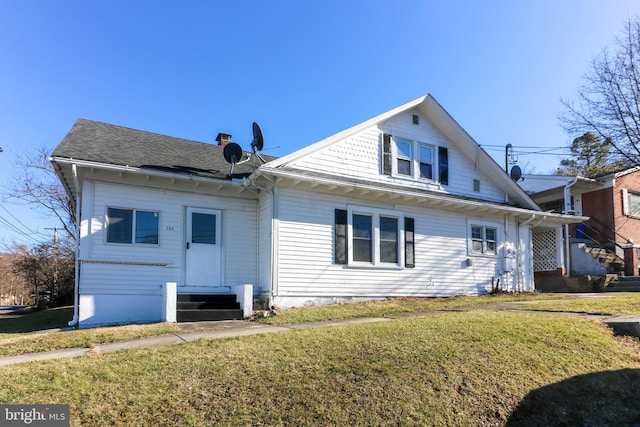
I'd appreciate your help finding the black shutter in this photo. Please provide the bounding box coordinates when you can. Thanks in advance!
[335,209,348,264]
[382,134,392,175]
[405,217,415,268]
[438,147,449,185]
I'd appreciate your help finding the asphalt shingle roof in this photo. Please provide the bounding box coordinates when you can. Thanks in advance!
[53,118,276,180]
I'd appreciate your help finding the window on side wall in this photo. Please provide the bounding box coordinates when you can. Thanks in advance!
[623,189,640,217]
[350,209,399,265]
[334,207,414,268]
[469,224,497,255]
[107,207,159,245]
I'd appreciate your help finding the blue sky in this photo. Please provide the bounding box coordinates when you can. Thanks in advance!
[1,0,640,245]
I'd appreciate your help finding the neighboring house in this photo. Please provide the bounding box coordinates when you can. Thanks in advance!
[521,169,640,276]
[51,94,582,327]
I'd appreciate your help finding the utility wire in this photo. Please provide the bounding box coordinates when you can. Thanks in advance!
[0,204,48,243]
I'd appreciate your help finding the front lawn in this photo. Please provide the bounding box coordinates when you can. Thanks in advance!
[0,311,638,426]
[510,293,640,316]
[257,293,568,325]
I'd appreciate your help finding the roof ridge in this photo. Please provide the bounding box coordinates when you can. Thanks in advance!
[74,118,211,147]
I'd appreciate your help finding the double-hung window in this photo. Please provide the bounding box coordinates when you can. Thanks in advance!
[335,207,414,268]
[386,135,444,183]
[419,143,434,179]
[623,189,640,217]
[107,207,159,245]
[470,224,497,255]
[352,214,373,262]
[395,138,413,176]
[350,209,400,265]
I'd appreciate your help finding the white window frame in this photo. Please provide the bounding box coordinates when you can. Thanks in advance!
[347,205,405,268]
[622,189,640,218]
[393,137,437,182]
[467,219,499,257]
[394,137,413,176]
[106,206,160,246]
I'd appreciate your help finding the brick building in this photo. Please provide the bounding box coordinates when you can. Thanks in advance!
[521,167,640,277]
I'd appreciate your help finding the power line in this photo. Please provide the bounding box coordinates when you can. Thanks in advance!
[484,147,572,156]
[0,204,47,243]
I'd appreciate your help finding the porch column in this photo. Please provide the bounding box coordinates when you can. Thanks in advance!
[163,282,177,323]
[623,245,640,277]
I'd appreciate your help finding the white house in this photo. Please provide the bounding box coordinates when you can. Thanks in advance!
[51,94,583,327]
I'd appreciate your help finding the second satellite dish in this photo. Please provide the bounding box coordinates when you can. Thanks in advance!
[251,122,264,152]
[510,165,522,181]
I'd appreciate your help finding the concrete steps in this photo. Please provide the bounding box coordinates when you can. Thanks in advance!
[176,294,244,322]
[605,276,640,292]
[577,243,625,274]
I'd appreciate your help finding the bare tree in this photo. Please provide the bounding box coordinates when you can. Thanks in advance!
[8,145,76,241]
[560,17,640,167]
[0,251,30,306]
[9,238,75,308]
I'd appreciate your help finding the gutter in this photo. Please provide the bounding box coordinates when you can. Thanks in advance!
[50,157,246,188]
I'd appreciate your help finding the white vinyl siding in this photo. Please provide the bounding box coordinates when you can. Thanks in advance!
[80,181,259,297]
[287,109,506,203]
[273,187,530,306]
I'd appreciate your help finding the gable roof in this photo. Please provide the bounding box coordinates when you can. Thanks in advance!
[261,94,540,210]
[52,118,277,180]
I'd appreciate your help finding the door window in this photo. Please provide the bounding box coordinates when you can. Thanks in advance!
[191,213,216,244]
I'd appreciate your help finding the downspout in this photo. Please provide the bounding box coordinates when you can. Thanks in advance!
[243,175,277,310]
[564,177,579,277]
[68,164,80,327]
[270,187,279,310]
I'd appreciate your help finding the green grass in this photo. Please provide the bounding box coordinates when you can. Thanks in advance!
[0,311,638,426]
[0,306,74,334]
[0,306,179,357]
[510,293,640,316]
[0,323,180,357]
[258,293,568,325]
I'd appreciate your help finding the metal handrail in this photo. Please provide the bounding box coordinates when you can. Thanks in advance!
[578,222,625,253]
[584,215,633,246]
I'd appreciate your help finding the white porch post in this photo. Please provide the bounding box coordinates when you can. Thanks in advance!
[232,284,253,318]
[163,282,177,323]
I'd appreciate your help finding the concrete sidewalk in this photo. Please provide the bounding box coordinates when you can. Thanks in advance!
[0,317,391,367]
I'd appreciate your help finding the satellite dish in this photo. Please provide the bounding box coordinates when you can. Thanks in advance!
[223,143,243,164]
[251,122,264,152]
[510,165,522,181]
[223,143,244,176]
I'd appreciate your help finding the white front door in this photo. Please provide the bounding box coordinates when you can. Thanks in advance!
[185,207,222,287]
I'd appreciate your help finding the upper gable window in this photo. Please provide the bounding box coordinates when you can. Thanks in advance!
[419,143,434,179]
[382,134,448,184]
[395,138,413,176]
[389,136,439,181]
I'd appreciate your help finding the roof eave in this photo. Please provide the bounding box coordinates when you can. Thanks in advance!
[257,167,583,224]
[50,157,245,187]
